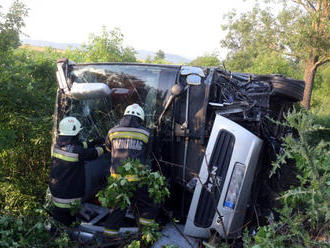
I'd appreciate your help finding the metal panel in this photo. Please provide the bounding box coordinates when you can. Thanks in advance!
[184,114,263,238]
[194,130,235,227]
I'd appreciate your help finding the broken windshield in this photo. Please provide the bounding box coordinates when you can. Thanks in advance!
[66,64,179,137]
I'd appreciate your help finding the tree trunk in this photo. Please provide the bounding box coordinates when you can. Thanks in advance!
[301,61,317,109]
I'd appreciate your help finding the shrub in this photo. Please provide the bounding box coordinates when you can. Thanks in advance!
[0,210,71,248]
[244,108,330,247]
[97,159,170,210]
[0,49,60,215]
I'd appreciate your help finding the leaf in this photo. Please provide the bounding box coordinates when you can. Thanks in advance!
[123,162,132,171]
[120,179,127,186]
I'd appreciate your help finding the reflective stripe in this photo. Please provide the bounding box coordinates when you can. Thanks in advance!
[139,217,154,225]
[52,200,71,208]
[111,173,120,179]
[52,148,79,162]
[82,141,88,149]
[104,228,119,235]
[109,131,149,143]
[52,196,82,204]
[109,127,150,137]
[111,173,139,182]
[96,147,104,157]
[52,196,81,209]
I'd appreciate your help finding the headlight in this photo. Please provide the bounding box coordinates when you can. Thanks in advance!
[224,163,246,209]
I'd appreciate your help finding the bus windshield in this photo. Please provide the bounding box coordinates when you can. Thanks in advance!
[54,64,179,142]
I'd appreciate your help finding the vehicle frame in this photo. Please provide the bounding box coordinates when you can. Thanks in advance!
[53,58,305,240]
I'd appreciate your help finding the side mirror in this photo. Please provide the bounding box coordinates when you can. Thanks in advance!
[180,66,204,86]
[180,66,205,77]
[186,74,202,86]
[70,83,111,100]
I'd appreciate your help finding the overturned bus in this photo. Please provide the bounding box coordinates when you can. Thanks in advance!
[53,58,305,240]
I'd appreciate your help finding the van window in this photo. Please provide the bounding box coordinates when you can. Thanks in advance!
[69,64,178,130]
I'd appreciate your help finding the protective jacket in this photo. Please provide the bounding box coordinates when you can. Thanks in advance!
[105,116,150,174]
[104,116,158,231]
[49,135,104,207]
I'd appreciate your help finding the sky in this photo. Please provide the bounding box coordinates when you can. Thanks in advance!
[2,0,255,59]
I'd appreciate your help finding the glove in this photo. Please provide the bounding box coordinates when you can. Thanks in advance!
[102,145,110,154]
[88,137,105,147]
[94,137,105,145]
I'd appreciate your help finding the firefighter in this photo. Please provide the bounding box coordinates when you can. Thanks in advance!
[104,103,159,234]
[49,116,105,226]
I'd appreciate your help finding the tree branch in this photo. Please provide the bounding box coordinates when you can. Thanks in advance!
[314,56,330,68]
[291,0,316,12]
[283,52,297,58]
[268,44,297,58]
[306,0,317,11]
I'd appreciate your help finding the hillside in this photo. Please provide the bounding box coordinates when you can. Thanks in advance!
[21,39,191,64]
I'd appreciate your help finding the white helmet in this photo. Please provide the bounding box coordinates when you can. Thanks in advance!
[58,117,83,136]
[124,103,144,121]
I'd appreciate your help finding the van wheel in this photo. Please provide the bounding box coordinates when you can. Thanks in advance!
[253,74,305,102]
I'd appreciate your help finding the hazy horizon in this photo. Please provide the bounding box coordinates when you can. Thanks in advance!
[2,0,255,60]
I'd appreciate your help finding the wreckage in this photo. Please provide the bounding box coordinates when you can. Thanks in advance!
[53,58,305,244]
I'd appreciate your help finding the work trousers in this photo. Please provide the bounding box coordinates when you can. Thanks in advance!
[104,185,159,229]
[52,206,76,226]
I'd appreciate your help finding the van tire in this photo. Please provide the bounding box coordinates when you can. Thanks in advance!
[253,74,305,102]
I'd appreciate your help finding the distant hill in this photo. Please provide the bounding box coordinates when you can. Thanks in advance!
[21,39,191,64]
[136,49,191,64]
[22,39,80,50]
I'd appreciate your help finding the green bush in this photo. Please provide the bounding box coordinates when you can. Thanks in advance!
[244,108,330,248]
[0,210,71,248]
[0,49,60,215]
[97,159,170,210]
[96,160,169,247]
[127,221,162,248]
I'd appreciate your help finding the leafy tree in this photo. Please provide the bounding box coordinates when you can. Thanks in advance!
[245,52,302,79]
[144,50,170,64]
[145,55,153,63]
[154,49,165,60]
[312,64,330,111]
[149,58,169,64]
[144,52,170,64]
[66,27,136,63]
[221,0,329,109]
[0,0,28,54]
[189,53,220,67]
